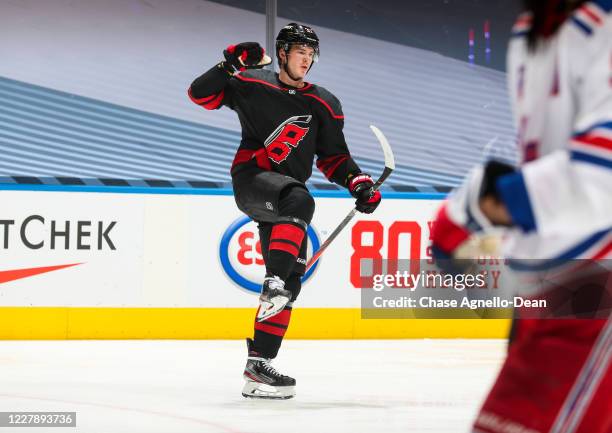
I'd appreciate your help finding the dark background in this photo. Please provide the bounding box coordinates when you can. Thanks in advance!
[207,0,522,71]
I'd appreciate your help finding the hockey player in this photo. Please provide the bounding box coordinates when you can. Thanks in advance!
[431,0,611,431]
[188,23,381,399]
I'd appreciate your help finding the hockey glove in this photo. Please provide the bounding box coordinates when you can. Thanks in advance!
[348,173,382,214]
[223,42,272,74]
[430,160,514,268]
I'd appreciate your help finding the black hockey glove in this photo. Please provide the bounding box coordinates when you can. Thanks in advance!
[479,159,515,200]
[223,42,271,74]
[348,173,382,214]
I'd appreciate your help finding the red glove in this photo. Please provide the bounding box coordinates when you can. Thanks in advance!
[348,173,382,214]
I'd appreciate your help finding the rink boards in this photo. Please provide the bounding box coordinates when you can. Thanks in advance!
[0,188,510,339]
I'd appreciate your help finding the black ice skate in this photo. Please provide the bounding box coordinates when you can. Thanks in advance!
[242,338,296,399]
[256,275,291,322]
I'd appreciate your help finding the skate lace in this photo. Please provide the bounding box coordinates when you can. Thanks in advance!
[265,275,285,292]
[261,360,284,378]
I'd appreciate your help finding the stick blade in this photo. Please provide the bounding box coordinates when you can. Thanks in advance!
[369,125,395,170]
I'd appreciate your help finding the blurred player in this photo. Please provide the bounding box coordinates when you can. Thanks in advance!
[431,0,611,431]
[188,23,381,399]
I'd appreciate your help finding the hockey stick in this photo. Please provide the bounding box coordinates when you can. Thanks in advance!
[305,125,395,273]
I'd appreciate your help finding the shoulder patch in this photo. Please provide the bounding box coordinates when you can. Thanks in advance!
[571,1,609,35]
[511,12,532,38]
[303,85,344,120]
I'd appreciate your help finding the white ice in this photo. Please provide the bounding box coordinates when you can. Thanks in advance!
[0,340,506,433]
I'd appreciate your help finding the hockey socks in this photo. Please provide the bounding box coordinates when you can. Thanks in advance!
[266,222,306,279]
[253,305,293,359]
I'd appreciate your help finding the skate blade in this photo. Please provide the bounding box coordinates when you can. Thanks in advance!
[242,381,295,400]
[256,297,288,322]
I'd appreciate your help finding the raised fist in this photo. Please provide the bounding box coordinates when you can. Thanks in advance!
[223,42,272,73]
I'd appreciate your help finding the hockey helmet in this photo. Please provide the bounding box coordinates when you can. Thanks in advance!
[276,22,320,66]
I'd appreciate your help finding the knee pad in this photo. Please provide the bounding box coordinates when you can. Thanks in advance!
[284,272,303,303]
[278,185,315,225]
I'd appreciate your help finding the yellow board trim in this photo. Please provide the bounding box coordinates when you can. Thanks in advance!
[0,308,510,339]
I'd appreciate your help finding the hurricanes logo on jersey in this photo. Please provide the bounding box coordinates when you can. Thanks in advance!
[264,115,312,164]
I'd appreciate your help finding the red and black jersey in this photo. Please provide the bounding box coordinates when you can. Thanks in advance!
[189,67,360,186]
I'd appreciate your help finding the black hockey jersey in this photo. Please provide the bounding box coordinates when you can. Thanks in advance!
[189,68,360,185]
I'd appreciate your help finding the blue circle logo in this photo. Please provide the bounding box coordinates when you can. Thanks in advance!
[219,216,320,293]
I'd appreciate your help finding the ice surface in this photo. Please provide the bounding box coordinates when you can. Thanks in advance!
[0,339,506,433]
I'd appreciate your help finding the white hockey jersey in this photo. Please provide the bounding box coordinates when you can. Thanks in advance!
[498,0,612,268]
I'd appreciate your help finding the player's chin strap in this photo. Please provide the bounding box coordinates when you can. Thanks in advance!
[282,60,302,82]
